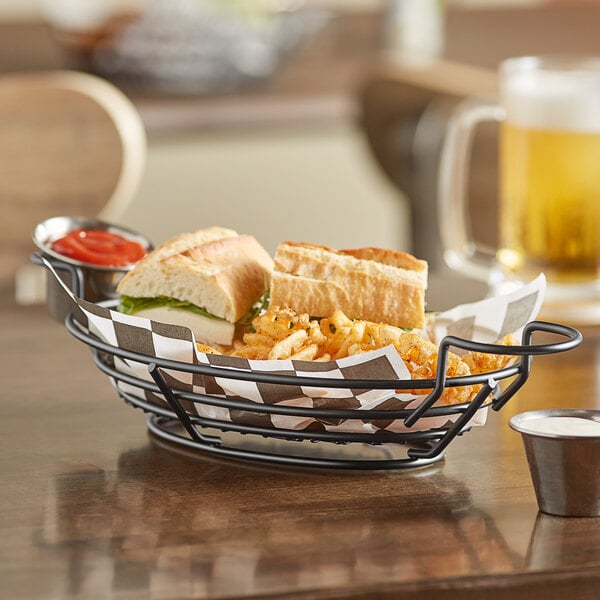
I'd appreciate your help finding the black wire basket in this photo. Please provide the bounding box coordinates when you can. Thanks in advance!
[36,253,583,471]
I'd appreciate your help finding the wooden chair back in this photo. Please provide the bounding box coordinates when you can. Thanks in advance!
[0,70,146,296]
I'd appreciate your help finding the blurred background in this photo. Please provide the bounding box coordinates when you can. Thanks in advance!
[2,0,600,305]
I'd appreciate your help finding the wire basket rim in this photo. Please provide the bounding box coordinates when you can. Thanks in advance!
[66,309,581,391]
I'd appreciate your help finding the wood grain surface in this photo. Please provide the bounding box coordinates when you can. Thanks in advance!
[2,302,599,600]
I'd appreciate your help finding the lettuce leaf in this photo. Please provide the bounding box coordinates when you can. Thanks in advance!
[237,286,270,331]
[118,295,225,321]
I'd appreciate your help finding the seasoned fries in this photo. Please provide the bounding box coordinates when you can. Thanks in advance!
[200,306,516,406]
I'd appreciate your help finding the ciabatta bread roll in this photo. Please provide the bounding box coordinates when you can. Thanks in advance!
[269,241,428,329]
[117,226,273,346]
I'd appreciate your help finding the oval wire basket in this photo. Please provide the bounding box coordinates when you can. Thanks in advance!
[37,252,583,470]
[66,306,581,470]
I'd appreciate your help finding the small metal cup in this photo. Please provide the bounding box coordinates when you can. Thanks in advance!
[510,409,600,517]
[32,216,152,322]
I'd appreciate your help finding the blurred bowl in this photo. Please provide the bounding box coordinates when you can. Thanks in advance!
[510,409,600,517]
[33,215,152,321]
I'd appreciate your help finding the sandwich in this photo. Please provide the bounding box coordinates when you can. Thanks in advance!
[269,241,428,330]
[116,226,273,346]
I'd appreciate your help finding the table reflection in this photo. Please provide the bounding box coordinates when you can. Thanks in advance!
[527,512,600,570]
[38,439,526,598]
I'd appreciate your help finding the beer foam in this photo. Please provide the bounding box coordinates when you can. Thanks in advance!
[502,68,600,132]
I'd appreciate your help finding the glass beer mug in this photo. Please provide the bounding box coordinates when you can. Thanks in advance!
[439,56,600,323]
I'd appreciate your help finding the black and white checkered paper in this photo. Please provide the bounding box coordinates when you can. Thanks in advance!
[74,275,545,434]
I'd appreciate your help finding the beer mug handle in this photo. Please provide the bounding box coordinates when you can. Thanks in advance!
[438,100,506,283]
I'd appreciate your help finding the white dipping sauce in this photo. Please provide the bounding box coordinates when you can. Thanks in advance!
[521,416,600,437]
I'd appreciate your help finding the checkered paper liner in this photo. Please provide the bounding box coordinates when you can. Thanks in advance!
[72,275,546,434]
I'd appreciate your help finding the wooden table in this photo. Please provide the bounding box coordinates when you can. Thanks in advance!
[2,299,600,600]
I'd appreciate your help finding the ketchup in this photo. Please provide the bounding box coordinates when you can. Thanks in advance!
[50,228,147,267]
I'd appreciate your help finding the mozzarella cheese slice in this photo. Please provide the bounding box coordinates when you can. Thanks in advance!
[135,306,235,346]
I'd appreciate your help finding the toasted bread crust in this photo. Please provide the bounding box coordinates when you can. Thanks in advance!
[270,241,427,329]
[117,227,273,322]
[339,247,427,273]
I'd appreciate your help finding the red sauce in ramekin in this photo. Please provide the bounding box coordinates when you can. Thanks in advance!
[50,228,147,267]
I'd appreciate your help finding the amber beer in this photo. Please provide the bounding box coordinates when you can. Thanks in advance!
[497,61,600,284]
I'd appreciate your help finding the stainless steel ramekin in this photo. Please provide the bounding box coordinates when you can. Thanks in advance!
[510,409,600,517]
[32,215,152,321]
